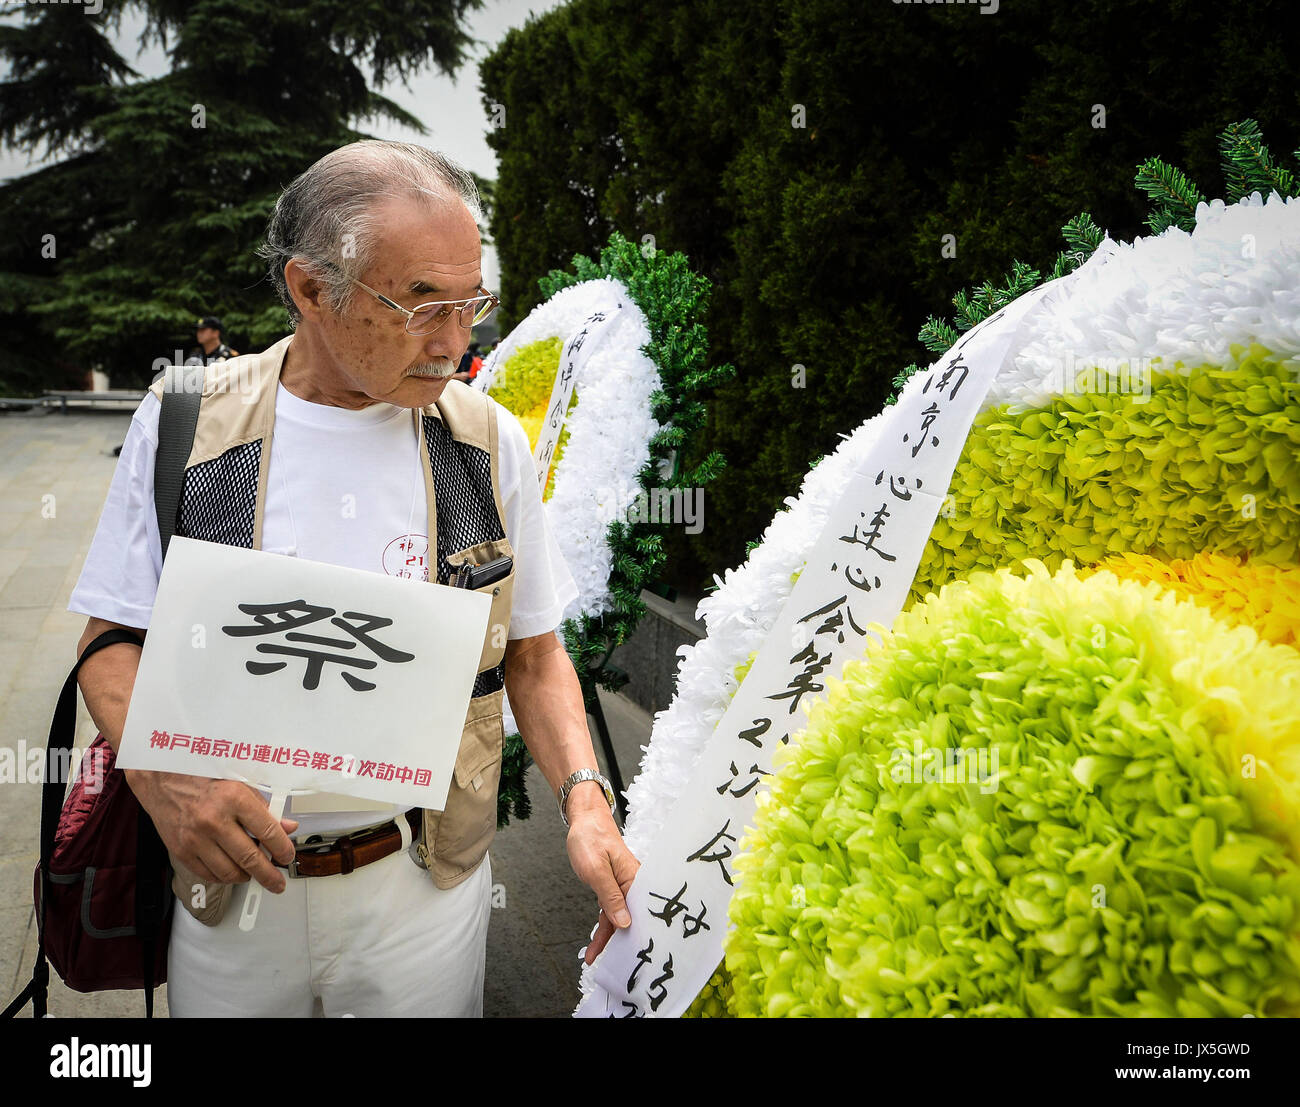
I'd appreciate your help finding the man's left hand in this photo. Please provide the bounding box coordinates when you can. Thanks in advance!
[502,631,642,967]
[564,785,640,965]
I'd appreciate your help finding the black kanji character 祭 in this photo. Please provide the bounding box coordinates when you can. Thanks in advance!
[222,600,415,692]
[686,819,738,886]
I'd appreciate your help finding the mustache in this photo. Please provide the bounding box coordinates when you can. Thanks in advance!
[404,358,458,379]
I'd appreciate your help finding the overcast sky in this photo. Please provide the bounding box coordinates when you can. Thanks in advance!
[0,0,567,289]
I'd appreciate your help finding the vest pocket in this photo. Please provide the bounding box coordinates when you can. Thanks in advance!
[424,692,505,887]
[446,537,516,673]
[169,854,236,927]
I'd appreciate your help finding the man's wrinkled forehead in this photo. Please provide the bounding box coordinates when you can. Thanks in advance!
[371,194,481,295]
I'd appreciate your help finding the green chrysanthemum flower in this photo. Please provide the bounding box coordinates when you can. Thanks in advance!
[723,562,1300,1018]
[911,350,1300,605]
[684,968,734,1018]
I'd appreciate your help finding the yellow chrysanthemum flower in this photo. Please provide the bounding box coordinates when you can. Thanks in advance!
[1087,552,1300,649]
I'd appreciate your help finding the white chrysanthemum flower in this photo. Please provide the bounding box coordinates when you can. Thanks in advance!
[990,192,1300,409]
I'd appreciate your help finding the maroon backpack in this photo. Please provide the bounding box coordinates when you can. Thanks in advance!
[1,630,173,1019]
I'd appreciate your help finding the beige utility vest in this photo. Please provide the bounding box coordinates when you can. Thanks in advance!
[149,335,515,924]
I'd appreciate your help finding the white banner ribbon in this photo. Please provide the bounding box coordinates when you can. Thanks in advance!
[533,298,627,488]
[576,279,1064,1017]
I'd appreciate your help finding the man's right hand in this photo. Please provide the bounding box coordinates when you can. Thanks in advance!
[126,769,299,893]
[75,616,300,895]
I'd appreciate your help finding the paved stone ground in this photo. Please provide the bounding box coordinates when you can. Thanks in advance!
[0,407,652,1019]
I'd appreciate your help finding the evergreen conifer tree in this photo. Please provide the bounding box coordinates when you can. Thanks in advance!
[0,0,485,391]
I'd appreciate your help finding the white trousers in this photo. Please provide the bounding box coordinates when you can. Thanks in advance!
[166,848,492,1017]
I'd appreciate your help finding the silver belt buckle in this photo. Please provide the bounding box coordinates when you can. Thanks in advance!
[286,831,332,883]
[408,811,429,870]
[284,831,348,880]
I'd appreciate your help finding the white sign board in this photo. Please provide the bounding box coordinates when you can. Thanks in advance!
[117,537,492,811]
[576,279,1063,1017]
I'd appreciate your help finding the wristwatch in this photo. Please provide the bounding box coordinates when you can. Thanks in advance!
[557,768,616,828]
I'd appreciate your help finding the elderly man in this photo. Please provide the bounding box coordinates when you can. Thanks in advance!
[67,140,638,1017]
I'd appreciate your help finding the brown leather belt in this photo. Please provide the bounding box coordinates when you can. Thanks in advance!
[278,810,422,878]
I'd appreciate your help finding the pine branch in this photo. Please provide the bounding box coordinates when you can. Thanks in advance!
[950,288,981,331]
[918,315,961,355]
[1219,118,1298,202]
[1063,212,1103,255]
[1049,211,1103,279]
[1134,156,1205,234]
[884,362,918,403]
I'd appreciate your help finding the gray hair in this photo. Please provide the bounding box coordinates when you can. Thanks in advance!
[257,140,483,326]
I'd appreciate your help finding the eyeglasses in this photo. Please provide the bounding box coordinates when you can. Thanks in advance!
[315,260,500,336]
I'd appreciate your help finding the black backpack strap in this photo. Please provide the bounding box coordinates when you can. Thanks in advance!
[130,365,201,1015]
[136,802,171,1019]
[154,363,205,559]
[0,973,36,1020]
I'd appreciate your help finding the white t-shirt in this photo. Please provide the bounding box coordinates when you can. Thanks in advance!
[69,382,577,838]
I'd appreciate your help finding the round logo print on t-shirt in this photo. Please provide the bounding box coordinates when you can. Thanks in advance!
[382,534,430,581]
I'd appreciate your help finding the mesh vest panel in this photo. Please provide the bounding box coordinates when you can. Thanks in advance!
[423,414,507,699]
[177,441,261,546]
